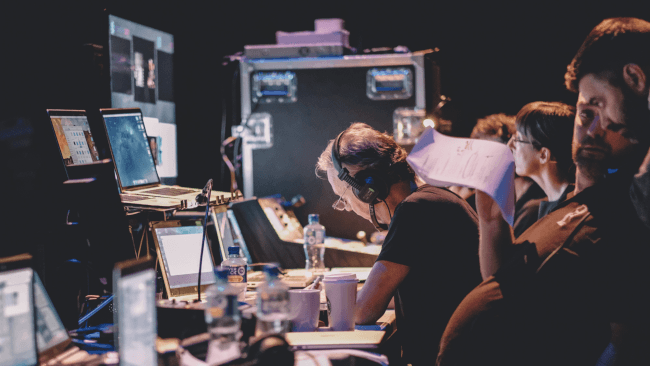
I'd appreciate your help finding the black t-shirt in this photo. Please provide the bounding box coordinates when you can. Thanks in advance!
[437,176,650,366]
[377,184,481,365]
[513,182,546,238]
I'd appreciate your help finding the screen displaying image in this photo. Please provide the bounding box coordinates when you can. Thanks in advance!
[154,226,215,289]
[108,15,175,124]
[50,115,100,166]
[103,112,159,188]
[116,269,156,366]
[0,268,37,366]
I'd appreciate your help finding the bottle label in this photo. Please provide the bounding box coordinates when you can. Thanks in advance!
[227,265,247,283]
[305,230,324,245]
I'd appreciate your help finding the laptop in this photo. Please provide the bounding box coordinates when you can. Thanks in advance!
[151,220,216,302]
[211,206,252,264]
[0,254,38,366]
[99,108,220,204]
[33,271,105,365]
[47,109,183,208]
[284,330,386,351]
[113,257,157,366]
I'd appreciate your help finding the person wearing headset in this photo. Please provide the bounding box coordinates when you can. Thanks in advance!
[316,123,481,365]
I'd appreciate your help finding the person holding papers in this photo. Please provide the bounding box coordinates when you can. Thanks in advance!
[506,102,576,232]
[316,123,481,366]
[437,18,650,366]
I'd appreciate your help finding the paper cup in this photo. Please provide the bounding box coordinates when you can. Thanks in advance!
[322,273,358,331]
[289,289,321,332]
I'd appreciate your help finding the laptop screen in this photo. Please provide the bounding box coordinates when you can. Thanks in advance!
[48,111,100,166]
[114,263,156,366]
[0,267,37,366]
[33,272,68,356]
[153,225,215,289]
[213,210,252,264]
[102,111,160,189]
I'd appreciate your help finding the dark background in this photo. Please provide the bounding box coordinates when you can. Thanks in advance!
[0,1,647,273]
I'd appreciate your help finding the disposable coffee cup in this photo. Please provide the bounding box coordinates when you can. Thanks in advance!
[322,273,358,331]
[288,289,321,332]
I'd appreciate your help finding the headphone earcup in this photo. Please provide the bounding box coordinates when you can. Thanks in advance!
[352,169,390,203]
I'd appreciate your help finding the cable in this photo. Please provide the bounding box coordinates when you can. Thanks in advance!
[196,179,213,302]
[78,295,114,326]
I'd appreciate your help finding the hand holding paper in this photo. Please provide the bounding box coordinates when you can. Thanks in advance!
[407,128,516,226]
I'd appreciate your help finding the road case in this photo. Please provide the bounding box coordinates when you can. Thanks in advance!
[235,50,440,239]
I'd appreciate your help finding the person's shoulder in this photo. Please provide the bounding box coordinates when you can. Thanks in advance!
[401,185,478,219]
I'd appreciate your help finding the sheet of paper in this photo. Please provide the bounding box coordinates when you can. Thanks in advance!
[407,128,515,226]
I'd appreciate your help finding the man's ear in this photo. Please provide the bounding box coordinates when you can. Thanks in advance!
[623,63,647,95]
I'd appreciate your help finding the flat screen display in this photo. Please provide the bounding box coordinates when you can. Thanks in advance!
[108,15,175,124]
[153,226,215,289]
[102,112,160,189]
[0,268,37,366]
[49,113,100,166]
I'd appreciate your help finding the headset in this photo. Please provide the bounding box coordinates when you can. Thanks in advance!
[331,131,392,230]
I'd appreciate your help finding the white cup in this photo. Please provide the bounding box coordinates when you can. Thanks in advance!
[288,289,321,332]
[322,273,358,331]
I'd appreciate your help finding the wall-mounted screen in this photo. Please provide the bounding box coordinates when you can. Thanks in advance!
[108,15,175,124]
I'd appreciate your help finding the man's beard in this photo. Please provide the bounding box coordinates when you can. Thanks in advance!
[572,88,650,180]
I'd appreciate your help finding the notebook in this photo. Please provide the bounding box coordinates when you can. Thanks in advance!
[151,220,216,302]
[0,254,37,366]
[47,109,183,208]
[285,330,386,351]
[113,257,157,366]
[99,108,219,204]
[211,206,252,264]
[33,272,105,365]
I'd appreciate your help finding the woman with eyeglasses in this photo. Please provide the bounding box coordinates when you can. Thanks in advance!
[506,101,576,220]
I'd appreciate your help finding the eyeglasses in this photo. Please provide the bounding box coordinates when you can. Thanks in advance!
[332,184,351,211]
[510,134,534,145]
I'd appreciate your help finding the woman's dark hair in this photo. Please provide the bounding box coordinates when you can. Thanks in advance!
[516,102,576,180]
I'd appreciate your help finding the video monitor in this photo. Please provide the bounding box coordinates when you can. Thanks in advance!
[108,15,175,124]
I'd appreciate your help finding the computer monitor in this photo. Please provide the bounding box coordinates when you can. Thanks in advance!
[108,15,175,125]
[101,109,160,190]
[47,110,101,167]
[0,254,37,366]
[113,257,156,366]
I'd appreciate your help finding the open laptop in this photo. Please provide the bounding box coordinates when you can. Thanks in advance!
[33,271,105,365]
[99,108,220,204]
[0,254,37,366]
[285,330,386,351]
[151,220,216,302]
[47,109,183,208]
[211,206,252,264]
[113,257,156,366]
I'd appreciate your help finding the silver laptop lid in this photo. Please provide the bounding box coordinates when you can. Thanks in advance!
[0,255,37,366]
[100,108,160,191]
[151,221,216,298]
[33,272,70,362]
[113,258,157,366]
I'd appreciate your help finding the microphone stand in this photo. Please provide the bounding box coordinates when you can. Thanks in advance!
[196,179,213,302]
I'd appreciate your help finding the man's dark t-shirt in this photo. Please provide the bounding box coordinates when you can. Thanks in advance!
[377,184,481,365]
[437,175,650,366]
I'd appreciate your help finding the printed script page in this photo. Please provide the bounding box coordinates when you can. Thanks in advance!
[407,128,516,226]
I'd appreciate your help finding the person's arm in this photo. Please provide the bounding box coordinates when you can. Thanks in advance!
[609,322,650,365]
[630,148,650,228]
[475,190,514,279]
[355,260,409,325]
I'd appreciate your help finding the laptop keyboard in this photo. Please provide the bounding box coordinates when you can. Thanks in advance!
[144,187,197,196]
[121,194,149,202]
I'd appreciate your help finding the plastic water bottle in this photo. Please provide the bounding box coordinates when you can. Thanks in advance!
[205,266,242,344]
[304,214,326,276]
[221,246,247,301]
[255,264,290,337]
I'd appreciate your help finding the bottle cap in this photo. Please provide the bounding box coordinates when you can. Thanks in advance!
[228,246,240,255]
[262,263,282,279]
[214,266,229,281]
[308,214,319,224]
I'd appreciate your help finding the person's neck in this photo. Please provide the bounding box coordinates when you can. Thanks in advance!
[530,169,570,202]
[514,176,534,201]
[574,166,599,194]
[377,180,413,223]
